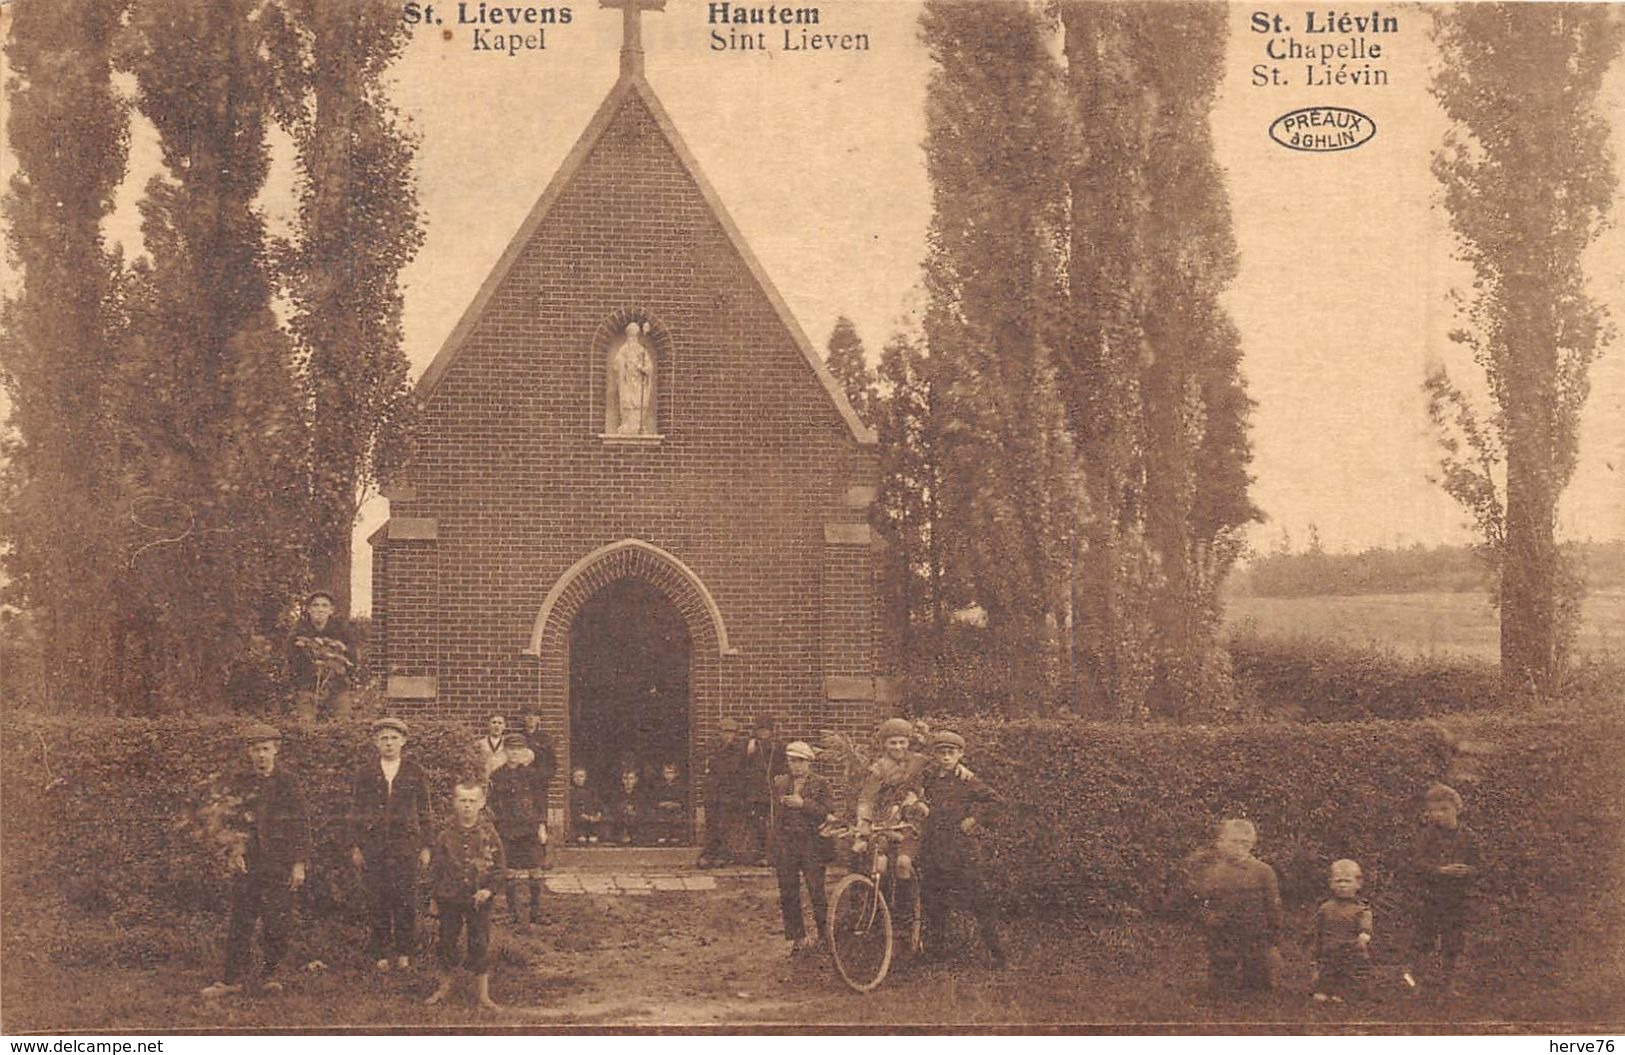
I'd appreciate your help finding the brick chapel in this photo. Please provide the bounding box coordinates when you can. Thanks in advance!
[368,1,893,830]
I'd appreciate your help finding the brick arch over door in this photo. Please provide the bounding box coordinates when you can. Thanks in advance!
[525,539,733,805]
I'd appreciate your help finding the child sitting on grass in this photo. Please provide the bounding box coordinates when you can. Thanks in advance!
[1403,782,1480,995]
[1310,859,1372,1003]
[1186,817,1283,993]
[425,780,506,1010]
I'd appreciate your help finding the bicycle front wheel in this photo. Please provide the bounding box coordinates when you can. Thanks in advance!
[829,872,893,993]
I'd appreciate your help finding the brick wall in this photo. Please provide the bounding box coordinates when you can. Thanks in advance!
[372,85,888,815]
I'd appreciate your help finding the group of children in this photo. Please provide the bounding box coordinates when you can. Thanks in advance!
[567,760,690,846]
[1186,782,1480,1003]
[202,712,1477,1010]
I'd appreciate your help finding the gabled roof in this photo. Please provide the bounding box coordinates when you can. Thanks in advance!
[415,71,877,447]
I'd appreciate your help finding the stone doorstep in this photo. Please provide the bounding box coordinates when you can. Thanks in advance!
[541,872,740,895]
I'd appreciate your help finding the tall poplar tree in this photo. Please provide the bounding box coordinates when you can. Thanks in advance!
[922,0,1077,714]
[1429,4,1621,699]
[1059,1,1258,719]
[0,0,132,710]
[272,0,425,615]
[117,0,307,707]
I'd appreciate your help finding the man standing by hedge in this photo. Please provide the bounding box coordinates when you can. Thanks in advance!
[350,717,433,972]
[202,724,310,998]
[918,730,1007,969]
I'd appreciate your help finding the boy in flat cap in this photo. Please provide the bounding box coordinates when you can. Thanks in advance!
[743,715,788,866]
[919,730,1007,968]
[697,718,745,868]
[487,733,546,924]
[773,741,837,953]
[852,718,931,948]
[286,590,355,722]
[201,724,310,998]
[350,717,433,972]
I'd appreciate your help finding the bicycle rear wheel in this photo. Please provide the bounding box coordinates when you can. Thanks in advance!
[829,873,893,992]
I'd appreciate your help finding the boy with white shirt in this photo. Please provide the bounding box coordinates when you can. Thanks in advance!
[350,717,433,972]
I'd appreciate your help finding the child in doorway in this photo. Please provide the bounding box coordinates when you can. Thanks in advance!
[569,766,606,844]
[608,767,647,845]
[647,761,688,845]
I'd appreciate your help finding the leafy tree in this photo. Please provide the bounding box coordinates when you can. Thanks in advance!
[922,0,1077,714]
[115,0,309,709]
[1429,4,1621,698]
[824,316,876,427]
[0,0,132,711]
[270,0,425,615]
[1059,1,1258,718]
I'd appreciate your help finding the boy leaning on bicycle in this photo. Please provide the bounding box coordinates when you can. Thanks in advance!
[851,718,1003,969]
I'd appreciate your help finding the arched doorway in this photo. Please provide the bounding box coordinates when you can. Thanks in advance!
[568,578,691,836]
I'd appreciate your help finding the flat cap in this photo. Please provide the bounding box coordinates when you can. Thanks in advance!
[752,714,778,729]
[930,730,965,750]
[784,741,817,761]
[242,723,282,744]
[502,732,529,748]
[371,716,408,736]
[717,718,742,732]
[877,717,913,740]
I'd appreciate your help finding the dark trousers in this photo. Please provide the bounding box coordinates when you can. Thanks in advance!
[224,871,293,983]
[435,897,493,973]
[364,851,418,958]
[648,808,688,843]
[701,801,742,861]
[921,864,1004,960]
[1410,894,1467,971]
[1316,945,1370,998]
[501,833,543,920]
[775,845,828,942]
[1206,928,1275,991]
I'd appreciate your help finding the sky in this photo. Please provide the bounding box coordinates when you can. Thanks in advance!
[2,1,1622,615]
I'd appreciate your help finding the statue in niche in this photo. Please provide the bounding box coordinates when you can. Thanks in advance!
[610,321,655,435]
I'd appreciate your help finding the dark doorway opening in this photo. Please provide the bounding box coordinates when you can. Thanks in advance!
[568,578,691,843]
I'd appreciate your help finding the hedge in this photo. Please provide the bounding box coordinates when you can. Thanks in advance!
[3,704,1621,976]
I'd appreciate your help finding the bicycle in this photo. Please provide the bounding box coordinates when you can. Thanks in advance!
[820,819,922,992]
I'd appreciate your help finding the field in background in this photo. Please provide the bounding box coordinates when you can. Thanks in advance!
[1225,590,1625,660]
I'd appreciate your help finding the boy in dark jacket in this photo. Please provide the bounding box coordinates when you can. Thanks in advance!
[742,715,788,865]
[1186,818,1284,993]
[648,761,689,846]
[1403,783,1480,994]
[201,724,310,998]
[569,766,606,843]
[608,767,647,845]
[350,717,433,972]
[697,718,745,867]
[918,730,1006,968]
[286,591,354,721]
[1310,858,1373,1003]
[773,741,836,953]
[424,781,506,1010]
[487,733,546,924]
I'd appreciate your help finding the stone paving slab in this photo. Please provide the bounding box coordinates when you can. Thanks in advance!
[542,872,731,895]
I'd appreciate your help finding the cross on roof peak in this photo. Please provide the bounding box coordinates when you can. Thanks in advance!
[600,0,667,76]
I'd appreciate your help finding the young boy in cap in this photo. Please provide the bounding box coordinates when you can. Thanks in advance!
[852,717,930,948]
[350,717,433,972]
[1310,859,1373,1003]
[743,715,788,866]
[569,766,606,843]
[697,718,745,868]
[487,733,546,924]
[1402,783,1480,994]
[519,709,558,867]
[425,780,507,1010]
[1186,817,1284,993]
[286,590,355,721]
[773,741,837,953]
[918,729,1007,969]
[201,724,310,998]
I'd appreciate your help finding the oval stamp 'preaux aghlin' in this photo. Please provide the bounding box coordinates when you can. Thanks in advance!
[1269,106,1377,152]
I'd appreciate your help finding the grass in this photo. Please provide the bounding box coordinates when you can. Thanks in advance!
[1225,590,1625,661]
[4,881,1621,1033]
